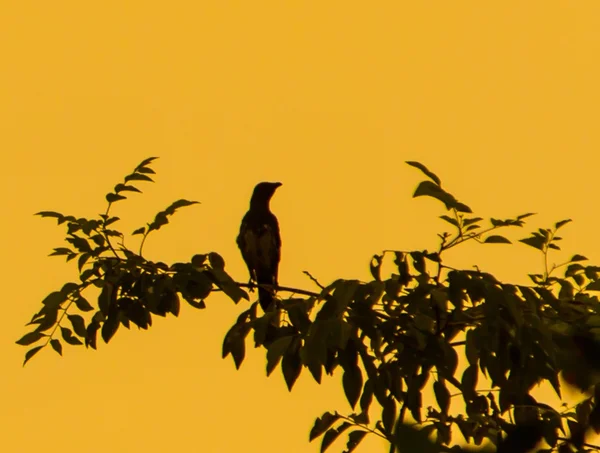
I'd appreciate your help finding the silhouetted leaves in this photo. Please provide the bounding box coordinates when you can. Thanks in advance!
[22,158,600,453]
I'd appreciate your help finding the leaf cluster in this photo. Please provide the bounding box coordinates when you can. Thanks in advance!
[20,159,600,453]
[19,158,244,364]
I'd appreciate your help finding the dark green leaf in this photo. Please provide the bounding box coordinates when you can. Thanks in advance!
[310,412,340,441]
[23,346,44,366]
[132,227,146,236]
[434,380,450,414]
[370,254,382,281]
[465,330,479,366]
[586,280,600,291]
[394,423,439,453]
[101,309,119,344]
[517,212,536,220]
[571,254,588,262]
[382,397,396,434]
[49,247,73,256]
[406,161,442,185]
[555,219,572,229]
[440,215,458,227]
[266,336,293,376]
[282,340,302,391]
[484,235,511,244]
[77,253,90,272]
[164,199,200,215]
[75,296,94,312]
[413,181,469,212]
[463,217,483,226]
[105,193,127,203]
[16,331,45,346]
[135,156,159,169]
[35,211,64,221]
[209,252,225,271]
[61,327,83,345]
[114,183,141,193]
[519,235,545,251]
[462,365,478,396]
[42,291,67,309]
[345,430,368,453]
[342,365,363,409]
[124,173,154,183]
[50,339,62,356]
[359,379,374,415]
[321,423,351,453]
[67,314,87,338]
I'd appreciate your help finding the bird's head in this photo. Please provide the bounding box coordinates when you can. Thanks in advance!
[250,181,282,208]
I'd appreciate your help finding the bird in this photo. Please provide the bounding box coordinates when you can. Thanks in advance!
[237,182,282,311]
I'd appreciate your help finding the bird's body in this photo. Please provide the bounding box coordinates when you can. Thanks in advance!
[237,182,282,311]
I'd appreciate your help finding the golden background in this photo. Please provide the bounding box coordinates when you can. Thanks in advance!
[2,2,600,452]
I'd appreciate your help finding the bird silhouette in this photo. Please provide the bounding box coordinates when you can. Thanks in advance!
[237,182,282,311]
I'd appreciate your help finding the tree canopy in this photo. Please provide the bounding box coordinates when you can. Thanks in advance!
[18,158,600,453]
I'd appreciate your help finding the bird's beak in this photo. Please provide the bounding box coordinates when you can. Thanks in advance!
[274,182,282,188]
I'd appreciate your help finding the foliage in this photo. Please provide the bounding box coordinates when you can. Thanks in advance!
[19,158,600,453]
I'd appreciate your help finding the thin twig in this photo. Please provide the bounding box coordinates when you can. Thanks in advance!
[303,270,325,290]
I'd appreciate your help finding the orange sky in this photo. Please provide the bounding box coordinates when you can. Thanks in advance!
[2,2,600,452]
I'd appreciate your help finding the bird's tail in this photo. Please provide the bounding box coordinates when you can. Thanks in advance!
[256,272,277,311]
[258,287,274,311]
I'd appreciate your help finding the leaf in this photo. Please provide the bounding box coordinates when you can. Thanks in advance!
[433,380,450,414]
[266,336,293,376]
[132,227,146,236]
[359,379,374,414]
[135,156,159,170]
[462,365,478,396]
[382,397,396,434]
[75,296,94,312]
[101,309,120,344]
[484,235,511,244]
[463,217,483,226]
[310,412,340,442]
[61,327,83,345]
[519,235,546,251]
[77,253,90,272]
[164,199,200,215]
[124,173,154,183]
[209,252,225,271]
[282,340,302,391]
[49,247,73,256]
[345,430,368,453]
[321,423,351,453]
[16,331,45,346]
[394,423,444,453]
[413,181,450,204]
[370,254,382,281]
[405,161,442,185]
[517,212,536,220]
[67,314,87,338]
[35,211,64,222]
[555,219,572,229]
[23,346,44,366]
[50,339,62,356]
[440,215,459,227]
[571,254,588,262]
[146,199,200,232]
[105,193,127,203]
[586,280,600,291]
[42,290,68,308]
[342,365,363,409]
[465,330,479,366]
[114,183,142,193]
